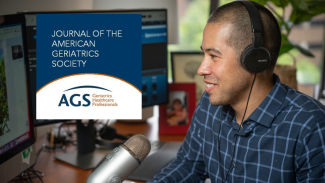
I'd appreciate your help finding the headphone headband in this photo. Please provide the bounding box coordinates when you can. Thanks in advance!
[239,1,271,73]
[240,1,263,47]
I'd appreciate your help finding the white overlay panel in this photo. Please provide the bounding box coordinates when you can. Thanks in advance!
[37,74,142,119]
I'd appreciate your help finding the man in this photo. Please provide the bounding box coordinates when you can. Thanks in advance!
[148,1,325,183]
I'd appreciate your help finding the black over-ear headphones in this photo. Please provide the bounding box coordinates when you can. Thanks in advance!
[240,1,271,73]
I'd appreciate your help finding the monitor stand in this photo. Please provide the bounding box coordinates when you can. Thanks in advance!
[55,120,122,170]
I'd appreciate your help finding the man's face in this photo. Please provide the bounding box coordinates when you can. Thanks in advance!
[198,23,251,106]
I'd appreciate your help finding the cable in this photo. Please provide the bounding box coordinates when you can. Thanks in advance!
[28,168,44,183]
[10,141,47,183]
[220,73,257,183]
[239,73,257,130]
[11,168,45,183]
[27,171,33,183]
[11,147,45,183]
[29,146,44,169]
[34,171,44,183]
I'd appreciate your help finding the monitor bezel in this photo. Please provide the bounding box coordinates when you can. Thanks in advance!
[0,13,35,165]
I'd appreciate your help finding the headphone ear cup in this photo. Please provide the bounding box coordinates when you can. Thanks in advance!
[241,45,254,70]
[241,45,271,73]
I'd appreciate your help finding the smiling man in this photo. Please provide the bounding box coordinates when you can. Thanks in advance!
[148,1,325,183]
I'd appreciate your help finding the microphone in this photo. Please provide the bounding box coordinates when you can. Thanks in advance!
[87,134,151,183]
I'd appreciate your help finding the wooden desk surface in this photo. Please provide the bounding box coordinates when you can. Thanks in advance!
[30,120,185,183]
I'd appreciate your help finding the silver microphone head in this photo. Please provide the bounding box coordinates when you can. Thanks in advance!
[87,135,152,183]
[121,134,151,163]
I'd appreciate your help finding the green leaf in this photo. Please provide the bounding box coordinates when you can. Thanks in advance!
[250,0,268,5]
[270,0,290,7]
[279,44,293,56]
[306,0,325,14]
[279,34,294,56]
[290,0,309,12]
[289,10,314,24]
[289,0,325,24]
[289,39,315,57]
[279,34,314,57]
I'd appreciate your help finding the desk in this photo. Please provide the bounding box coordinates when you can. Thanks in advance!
[30,120,185,183]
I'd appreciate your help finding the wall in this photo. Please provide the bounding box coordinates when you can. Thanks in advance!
[0,0,94,15]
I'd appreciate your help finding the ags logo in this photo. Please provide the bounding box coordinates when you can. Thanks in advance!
[58,85,111,107]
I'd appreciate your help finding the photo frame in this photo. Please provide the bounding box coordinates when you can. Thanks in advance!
[171,52,204,105]
[159,83,196,135]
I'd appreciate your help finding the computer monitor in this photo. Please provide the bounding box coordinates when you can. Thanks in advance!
[18,9,168,169]
[22,9,168,126]
[0,14,36,182]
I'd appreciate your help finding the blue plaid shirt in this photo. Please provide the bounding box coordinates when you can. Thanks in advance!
[148,74,325,183]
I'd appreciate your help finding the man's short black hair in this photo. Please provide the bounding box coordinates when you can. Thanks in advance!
[208,1,281,73]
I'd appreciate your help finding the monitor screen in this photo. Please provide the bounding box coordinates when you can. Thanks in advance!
[0,14,35,176]
[23,9,168,126]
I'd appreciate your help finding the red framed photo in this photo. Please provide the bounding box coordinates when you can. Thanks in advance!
[159,83,196,135]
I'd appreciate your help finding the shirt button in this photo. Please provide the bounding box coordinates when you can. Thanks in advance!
[232,163,235,167]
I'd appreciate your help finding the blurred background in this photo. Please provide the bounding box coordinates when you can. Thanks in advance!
[0,1,324,182]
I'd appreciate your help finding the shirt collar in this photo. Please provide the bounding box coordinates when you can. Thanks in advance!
[247,74,287,127]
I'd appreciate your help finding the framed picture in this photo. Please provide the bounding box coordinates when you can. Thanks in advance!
[159,83,196,135]
[171,52,204,105]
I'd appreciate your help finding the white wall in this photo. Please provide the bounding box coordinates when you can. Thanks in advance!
[0,0,94,15]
